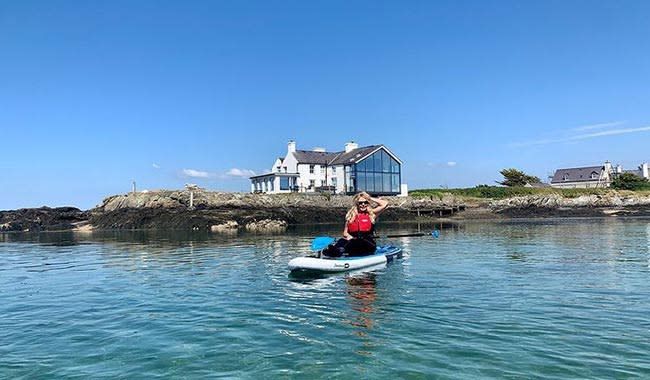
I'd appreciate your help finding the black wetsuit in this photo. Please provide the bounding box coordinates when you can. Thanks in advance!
[322,214,377,257]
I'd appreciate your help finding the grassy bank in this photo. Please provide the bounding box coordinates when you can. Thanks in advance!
[410,186,650,200]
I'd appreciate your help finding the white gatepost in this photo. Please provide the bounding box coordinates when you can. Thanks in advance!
[399,184,408,197]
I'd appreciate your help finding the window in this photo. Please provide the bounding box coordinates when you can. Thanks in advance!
[321,166,326,175]
[563,174,570,181]
[283,166,287,173]
[356,172,366,191]
[351,149,401,194]
[280,177,290,190]
[309,165,315,174]
[590,171,599,179]
[381,150,390,172]
[331,177,337,187]
[309,179,315,188]
[276,166,281,172]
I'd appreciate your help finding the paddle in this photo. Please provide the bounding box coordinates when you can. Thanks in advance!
[311,236,337,251]
[310,230,440,251]
[384,231,440,238]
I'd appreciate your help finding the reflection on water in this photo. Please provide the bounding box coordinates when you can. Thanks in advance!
[346,272,377,356]
[647,223,650,268]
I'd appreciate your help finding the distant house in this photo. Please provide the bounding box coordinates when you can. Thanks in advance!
[524,182,550,188]
[250,140,405,195]
[550,161,649,188]
[622,163,649,180]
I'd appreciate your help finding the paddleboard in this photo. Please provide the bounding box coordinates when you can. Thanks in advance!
[288,245,403,274]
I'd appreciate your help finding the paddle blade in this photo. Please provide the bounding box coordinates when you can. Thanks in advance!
[311,236,336,251]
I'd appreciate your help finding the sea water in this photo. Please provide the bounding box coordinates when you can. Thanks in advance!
[2,219,650,379]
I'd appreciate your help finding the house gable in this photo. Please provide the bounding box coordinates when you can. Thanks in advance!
[282,152,298,173]
[271,158,283,173]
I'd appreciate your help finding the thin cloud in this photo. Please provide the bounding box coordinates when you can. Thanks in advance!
[180,167,256,180]
[427,161,458,168]
[510,124,650,147]
[226,168,256,178]
[182,169,210,178]
[152,163,160,169]
[571,121,626,132]
[569,126,650,140]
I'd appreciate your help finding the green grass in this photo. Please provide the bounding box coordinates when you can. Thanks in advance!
[410,186,615,200]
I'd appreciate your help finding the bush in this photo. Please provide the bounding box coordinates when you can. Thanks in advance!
[410,186,610,200]
[497,168,541,187]
[611,173,650,191]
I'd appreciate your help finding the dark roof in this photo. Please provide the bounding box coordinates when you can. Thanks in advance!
[329,145,383,165]
[292,150,340,165]
[526,182,551,188]
[550,166,603,183]
[291,145,399,166]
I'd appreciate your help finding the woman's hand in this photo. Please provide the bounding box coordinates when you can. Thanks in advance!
[370,197,388,214]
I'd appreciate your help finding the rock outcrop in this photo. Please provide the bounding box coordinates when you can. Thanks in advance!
[85,190,465,231]
[489,193,650,217]
[244,219,288,233]
[0,207,88,232]
[7,189,649,232]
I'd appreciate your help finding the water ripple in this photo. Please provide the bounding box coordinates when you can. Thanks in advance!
[3,221,650,378]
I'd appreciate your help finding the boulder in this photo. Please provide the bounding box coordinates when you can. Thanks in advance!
[245,219,288,233]
[211,220,239,233]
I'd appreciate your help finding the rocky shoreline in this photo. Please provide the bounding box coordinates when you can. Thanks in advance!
[2,190,650,233]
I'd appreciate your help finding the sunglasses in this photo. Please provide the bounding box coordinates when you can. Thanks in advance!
[357,201,369,205]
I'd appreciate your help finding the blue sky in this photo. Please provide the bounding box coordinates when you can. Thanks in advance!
[2,1,649,210]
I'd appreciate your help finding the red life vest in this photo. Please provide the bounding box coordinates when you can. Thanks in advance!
[347,213,373,234]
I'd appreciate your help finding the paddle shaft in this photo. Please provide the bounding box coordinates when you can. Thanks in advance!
[380,233,428,238]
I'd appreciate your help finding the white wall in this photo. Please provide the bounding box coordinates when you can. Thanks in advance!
[282,153,298,173]
[271,158,282,173]
[330,165,345,193]
[297,163,328,191]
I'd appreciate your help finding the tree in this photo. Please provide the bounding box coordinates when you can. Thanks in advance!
[610,172,650,190]
[497,168,541,187]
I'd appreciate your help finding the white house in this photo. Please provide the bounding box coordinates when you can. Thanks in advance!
[550,161,649,188]
[250,140,405,195]
[623,162,650,180]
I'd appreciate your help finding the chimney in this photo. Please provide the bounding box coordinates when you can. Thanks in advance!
[287,140,296,153]
[344,141,358,153]
[615,164,622,174]
[642,162,649,179]
[604,160,612,173]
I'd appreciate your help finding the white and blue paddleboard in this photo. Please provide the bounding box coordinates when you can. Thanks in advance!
[288,246,403,274]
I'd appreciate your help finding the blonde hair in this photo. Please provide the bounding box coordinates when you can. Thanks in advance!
[346,192,376,223]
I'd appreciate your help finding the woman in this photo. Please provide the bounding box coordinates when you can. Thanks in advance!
[322,192,388,257]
